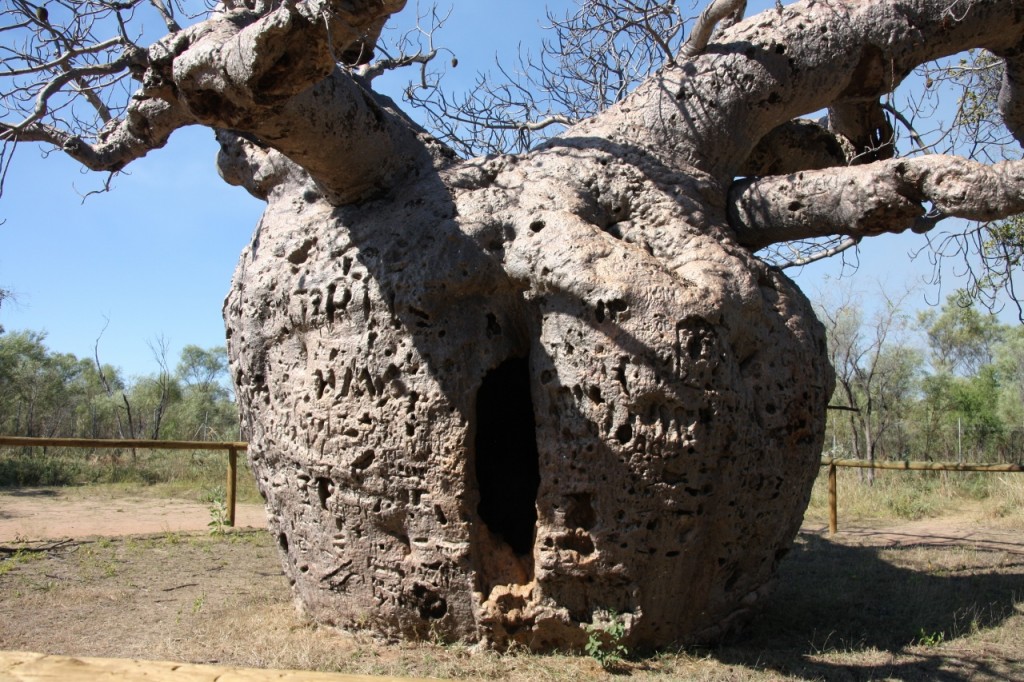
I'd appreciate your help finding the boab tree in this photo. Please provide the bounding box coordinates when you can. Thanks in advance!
[4,0,1024,650]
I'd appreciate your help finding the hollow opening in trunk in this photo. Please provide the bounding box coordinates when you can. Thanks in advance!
[474,355,540,556]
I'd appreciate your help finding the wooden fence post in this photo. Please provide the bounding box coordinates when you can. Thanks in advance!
[227,447,238,527]
[828,462,838,536]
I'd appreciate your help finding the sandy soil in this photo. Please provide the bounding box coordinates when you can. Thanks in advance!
[801,517,1024,555]
[1,488,1022,680]
[0,488,267,540]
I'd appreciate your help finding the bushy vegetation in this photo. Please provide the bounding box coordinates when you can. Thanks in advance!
[820,289,1024,466]
[0,328,241,490]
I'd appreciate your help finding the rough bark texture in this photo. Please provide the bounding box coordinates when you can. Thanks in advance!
[20,0,1024,652]
[212,0,1024,651]
[224,140,832,649]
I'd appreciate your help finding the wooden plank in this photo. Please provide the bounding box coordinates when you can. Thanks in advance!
[0,651,442,682]
[821,458,1024,473]
[0,437,248,451]
[827,462,837,536]
[227,447,239,527]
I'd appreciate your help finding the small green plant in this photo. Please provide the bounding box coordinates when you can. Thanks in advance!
[206,486,228,535]
[0,549,42,577]
[584,610,629,669]
[916,628,946,647]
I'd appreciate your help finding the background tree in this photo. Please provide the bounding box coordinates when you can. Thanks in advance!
[918,291,1005,376]
[994,326,1024,433]
[817,286,921,481]
[0,328,237,471]
[915,292,1008,461]
[171,344,235,440]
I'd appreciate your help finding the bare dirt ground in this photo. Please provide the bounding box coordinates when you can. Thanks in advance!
[1,488,1022,681]
[3,486,1019,552]
[800,517,1024,555]
[0,487,267,540]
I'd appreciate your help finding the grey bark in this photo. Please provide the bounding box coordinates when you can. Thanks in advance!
[12,0,1024,651]
[729,156,1024,249]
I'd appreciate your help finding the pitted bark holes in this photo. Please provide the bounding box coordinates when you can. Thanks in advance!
[474,356,540,556]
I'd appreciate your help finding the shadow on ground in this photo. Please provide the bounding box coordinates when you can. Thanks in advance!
[2,488,60,497]
[0,487,60,520]
[713,531,1024,681]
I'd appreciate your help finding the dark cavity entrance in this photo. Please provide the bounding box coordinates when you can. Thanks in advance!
[474,356,540,556]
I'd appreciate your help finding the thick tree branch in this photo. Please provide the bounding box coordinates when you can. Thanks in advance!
[828,99,895,164]
[572,0,1024,182]
[996,44,1024,145]
[0,95,193,171]
[169,2,434,203]
[729,156,1024,250]
[679,0,745,58]
[215,129,313,201]
[739,118,849,176]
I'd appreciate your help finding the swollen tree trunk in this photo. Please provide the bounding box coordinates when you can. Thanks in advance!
[224,141,832,648]
[216,0,1022,650]
[20,0,1024,652]
[215,1,835,647]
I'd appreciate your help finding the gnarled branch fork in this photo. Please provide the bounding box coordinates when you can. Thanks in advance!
[5,0,1024,242]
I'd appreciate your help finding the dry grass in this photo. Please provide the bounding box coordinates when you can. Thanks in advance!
[805,465,1024,527]
[0,447,263,504]
[2,469,1024,680]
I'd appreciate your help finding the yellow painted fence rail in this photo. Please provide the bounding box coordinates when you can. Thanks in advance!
[820,457,1024,535]
[0,436,248,526]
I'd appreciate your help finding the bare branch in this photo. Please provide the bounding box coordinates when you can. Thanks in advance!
[354,3,452,83]
[1,35,125,78]
[0,95,193,171]
[356,48,436,83]
[10,56,128,132]
[401,0,684,156]
[148,0,183,32]
[679,0,745,58]
[776,237,861,270]
[880,102,929,154]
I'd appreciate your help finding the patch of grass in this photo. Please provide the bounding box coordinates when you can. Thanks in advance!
[0,548,43,577]
[883,482,942,520]
[988,474,1024,523]
[916,628,946,647]
[806,466,1024,526]
[0,447,262,504]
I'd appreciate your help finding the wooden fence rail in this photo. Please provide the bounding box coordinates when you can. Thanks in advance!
[820,457,1024,535]
[6,438,1022,536]
[0,436,248,527]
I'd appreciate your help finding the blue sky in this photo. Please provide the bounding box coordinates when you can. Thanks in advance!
[0,1,1008,378]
